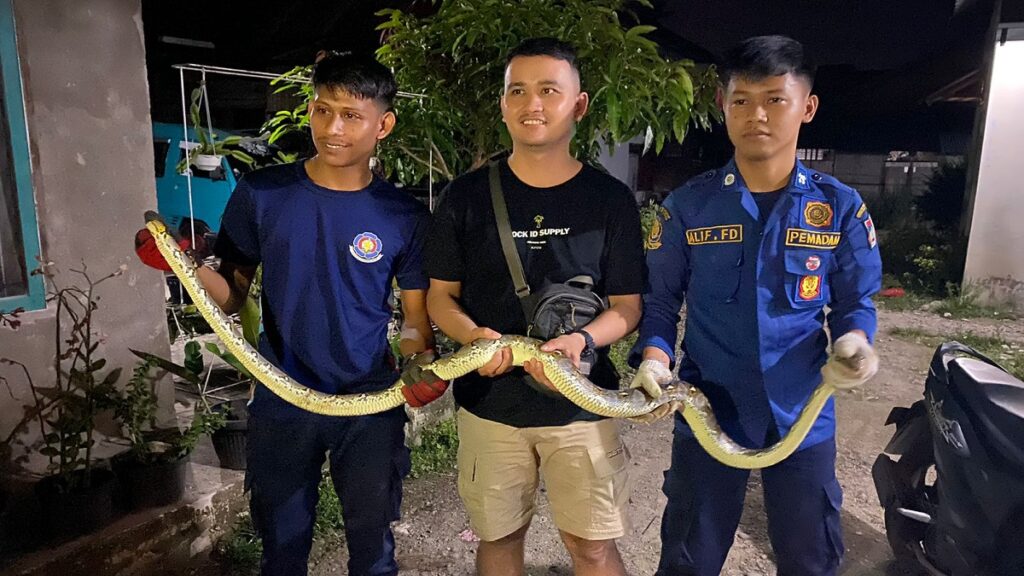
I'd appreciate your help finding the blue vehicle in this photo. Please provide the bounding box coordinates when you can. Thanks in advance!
[152,121,239,233]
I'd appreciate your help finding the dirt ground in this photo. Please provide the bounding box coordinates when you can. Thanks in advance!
[232,308,1024,575]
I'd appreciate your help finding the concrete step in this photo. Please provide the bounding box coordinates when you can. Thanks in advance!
[1,458,244,576]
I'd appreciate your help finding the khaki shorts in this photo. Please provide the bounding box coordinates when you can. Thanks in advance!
[456,409,632,542]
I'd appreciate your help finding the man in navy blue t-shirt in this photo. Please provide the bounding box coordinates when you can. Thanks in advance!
[135,53,445,576]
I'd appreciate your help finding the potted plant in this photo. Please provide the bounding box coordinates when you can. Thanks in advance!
[204,343,252,471]
[1,265,127,542]
[115,347,226,509]
[129,340,248,472]
[178,87,255,174]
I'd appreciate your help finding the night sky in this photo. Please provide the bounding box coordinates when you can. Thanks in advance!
[141,0,995,152]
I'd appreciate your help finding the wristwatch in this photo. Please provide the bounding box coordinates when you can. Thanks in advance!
[573,329,596,356]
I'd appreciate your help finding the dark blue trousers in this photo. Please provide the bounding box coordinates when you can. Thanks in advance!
[245,407,410,576]
[657,417,844,576]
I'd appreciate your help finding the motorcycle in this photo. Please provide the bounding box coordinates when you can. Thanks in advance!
[873,342,1024,575]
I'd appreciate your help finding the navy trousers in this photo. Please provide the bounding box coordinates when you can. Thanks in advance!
[657,416,844,576]
[245,406,410,576]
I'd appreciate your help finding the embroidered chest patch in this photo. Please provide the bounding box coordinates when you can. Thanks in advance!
[349,232,384,263]
[784,228,841,249]
[686,225,743,245]
[802,201,834,229]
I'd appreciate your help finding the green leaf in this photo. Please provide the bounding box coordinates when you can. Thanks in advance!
[129,349,200,385]
[101,367,123,387]
[624,24,657,39]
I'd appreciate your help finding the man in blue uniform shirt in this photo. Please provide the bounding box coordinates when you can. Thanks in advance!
[135,53,447,575]
[629,36,882,575]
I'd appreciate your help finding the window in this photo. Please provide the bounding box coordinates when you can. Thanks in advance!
[0,0,44,312]
[797,148,832,161]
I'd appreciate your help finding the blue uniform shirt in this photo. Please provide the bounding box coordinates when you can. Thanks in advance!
[215,163,430,418]
[633,159,882,449]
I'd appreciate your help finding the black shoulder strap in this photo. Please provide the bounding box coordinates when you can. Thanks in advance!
[488,161,531,306]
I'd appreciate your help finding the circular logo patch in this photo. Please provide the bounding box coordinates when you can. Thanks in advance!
[803,201,834,228]
[805,255,821,272]
[723,173,736,186]
[349,232,383,263]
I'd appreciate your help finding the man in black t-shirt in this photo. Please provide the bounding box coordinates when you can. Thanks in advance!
[424,38,644,576]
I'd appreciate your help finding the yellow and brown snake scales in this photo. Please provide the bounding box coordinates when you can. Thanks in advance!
[146,216,836,469]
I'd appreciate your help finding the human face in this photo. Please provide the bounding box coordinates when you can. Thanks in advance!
[307,87,395,169]
[500,55,588,151]
[723,73,818,163]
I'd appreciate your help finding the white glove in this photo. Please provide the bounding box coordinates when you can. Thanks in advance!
[627,359,680,424]
[629,359,674,399]
[821,332,879,390]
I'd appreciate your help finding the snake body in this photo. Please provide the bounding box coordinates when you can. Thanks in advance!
[147,217,835,469]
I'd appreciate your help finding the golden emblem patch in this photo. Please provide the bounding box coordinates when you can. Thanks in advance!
[644,206,672,251]
[803,201,834,228]
[798,275,822,300]
[686,225,743,245]
[784,228,841,249]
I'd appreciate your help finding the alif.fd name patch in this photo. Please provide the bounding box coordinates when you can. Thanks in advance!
[802,201,834,228]
[686,224,743,245]
[785,228,841,250]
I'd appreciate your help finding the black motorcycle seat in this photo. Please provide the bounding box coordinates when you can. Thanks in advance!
[948,357,1024,468]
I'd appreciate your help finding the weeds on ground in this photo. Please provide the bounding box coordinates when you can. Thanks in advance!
[217,513,261,575]
[889,328,1024,380]
[609,333,639,383]
[214,472,341,575]
[409,417,458,479]
[876,281,1016,320]
[215,416,460,573]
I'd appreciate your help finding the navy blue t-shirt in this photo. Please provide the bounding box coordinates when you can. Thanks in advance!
[214,162,430,418]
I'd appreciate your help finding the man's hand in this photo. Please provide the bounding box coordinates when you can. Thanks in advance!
[521,332,588,394]
[400,350,449,407]
[626,358,679,424]
[629,358,673,399]
[467,327,513,378]
[822,331,879,390]
[134,228,203,272]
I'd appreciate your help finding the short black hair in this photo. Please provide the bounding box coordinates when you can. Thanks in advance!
[505,37,580,79]
[311,52,398,110]
[720,35,815,88]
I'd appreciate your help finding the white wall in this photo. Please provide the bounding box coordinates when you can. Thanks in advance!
[963,33,1024,308]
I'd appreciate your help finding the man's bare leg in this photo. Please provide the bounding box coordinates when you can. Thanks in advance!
[477,522,531,576]
[560,531,626,576]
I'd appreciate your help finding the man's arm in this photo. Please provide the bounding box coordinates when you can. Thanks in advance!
[426,278,511,376]
[524,293,642,375]
[397,289,435,356]
[827,192,883,343]
[196,261,257,315]
[823,192,883,388]
[632,194,689,368]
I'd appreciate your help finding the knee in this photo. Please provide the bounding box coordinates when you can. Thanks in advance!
[562,533,618,565]
[483,522,530,548]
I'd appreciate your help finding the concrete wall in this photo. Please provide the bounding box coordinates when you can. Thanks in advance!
[0,0,172,456]
[963,33,1024,309]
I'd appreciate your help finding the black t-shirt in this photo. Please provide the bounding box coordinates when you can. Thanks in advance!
[752,188,785,224]
[424,160,645,427]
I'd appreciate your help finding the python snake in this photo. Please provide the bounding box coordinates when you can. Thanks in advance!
[146,216,836,469]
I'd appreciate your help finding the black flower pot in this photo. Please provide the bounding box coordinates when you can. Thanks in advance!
[212,399,249,470]
[35,468,116,542]
[116,455,187,510]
